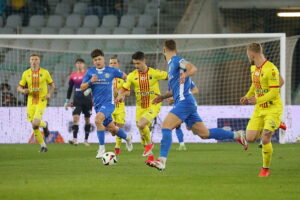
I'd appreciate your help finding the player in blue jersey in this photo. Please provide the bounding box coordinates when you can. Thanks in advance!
[167,80,199,151]
[80,49,133,159]
[146,39,247,170]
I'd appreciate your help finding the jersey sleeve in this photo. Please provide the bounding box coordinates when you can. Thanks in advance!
[82,69,91,83]
[46,70,54,84]
[256,65,280,104]
[179,58,189,70]
[122,73,132,91]
[154,69,168,80]
[113,68,124,79]
[19,71,27,87]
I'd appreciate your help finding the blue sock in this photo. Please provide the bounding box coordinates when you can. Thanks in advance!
[97,130,105,145]
[116,128,127,139]
[208,128,234,140]
[175,128,184,143]
[160,128,172,158]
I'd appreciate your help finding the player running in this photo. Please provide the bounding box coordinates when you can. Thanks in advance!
[80,49,133,159]
[116,51,168,161]
[146,39,247,171]
[240,43,283,177]
[109,56,130,155]
[64,58,92,146]
[167,80,199,151]
[17,54,55,152]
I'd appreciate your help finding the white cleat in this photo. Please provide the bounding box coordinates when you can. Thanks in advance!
[236,130,248,150]
[125,134,133,152]
[96,148,105,159]
[147,159,166,171]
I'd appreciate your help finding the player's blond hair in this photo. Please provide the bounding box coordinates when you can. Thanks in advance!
[247,43,262,53]
[30,53,41,58]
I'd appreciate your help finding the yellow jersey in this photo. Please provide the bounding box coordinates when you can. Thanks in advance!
[19,67,54,105]
[113,78,125,110]
[123,67,168,108]
[245,60,282,112]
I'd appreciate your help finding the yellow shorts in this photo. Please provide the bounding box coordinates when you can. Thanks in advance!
[136,104,161,124]
[112,107,126,125]
[246,111,282,132]
[27,101,47,122]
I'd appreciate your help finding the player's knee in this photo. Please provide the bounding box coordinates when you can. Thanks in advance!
[246,135,256,143]
[192,126,209,139]
[32,120,40,128]
[95,119,103,127]
[32,124,39,130]
[108,127,118,135]
[137,122,146,130]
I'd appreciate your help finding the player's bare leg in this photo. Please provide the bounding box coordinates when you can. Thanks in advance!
[69,114,80,145]
[82,117,91,146]
[114,122,124,155]
[106,122,133,152]
[259,129,273,177]
[137,117,154,158]
[32,119,47,152]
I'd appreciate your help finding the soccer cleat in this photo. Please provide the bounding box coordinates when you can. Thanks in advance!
[236,130,248,150]
[279,122,287,131]
[176,145,187,151]
[114,147,120,155]
[143,143,154,156]
[146,159,165,171]
[83,141,90,146]
[96,148,105,159]
[125,134,133,152]
[144,155,155,164]
[39,147,48,153]
[69,140,78,146]
[258,168,270,177]
[43,121,50,138]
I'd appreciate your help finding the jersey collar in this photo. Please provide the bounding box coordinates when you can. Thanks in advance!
[257,60,268,68]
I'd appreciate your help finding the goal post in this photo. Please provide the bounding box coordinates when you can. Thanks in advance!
[0,33,288,143]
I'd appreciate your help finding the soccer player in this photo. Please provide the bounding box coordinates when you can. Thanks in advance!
[240,43,283,177]
[146,39,247,170]
[116,51,168,161]
[64,58,92,146]
[17,53,55,152]
[167,80,199,151]
[80,49,133,159]
[109,56,130,155]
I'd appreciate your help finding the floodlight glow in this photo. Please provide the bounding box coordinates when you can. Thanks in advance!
[277,12,300,17]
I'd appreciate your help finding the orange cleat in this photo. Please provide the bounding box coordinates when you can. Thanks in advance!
[279,122,287,131]
[143,143,154,156]
[144,155,155,164]
[258,168,270,177]
[114,147,120,155]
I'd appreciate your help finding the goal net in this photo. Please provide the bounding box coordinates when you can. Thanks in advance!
[0,34,292,144]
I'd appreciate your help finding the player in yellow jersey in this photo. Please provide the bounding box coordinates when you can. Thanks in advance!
[109,56,130,155]
[240,43,283,177]
[116,51,168,161]
[17,54,55,152]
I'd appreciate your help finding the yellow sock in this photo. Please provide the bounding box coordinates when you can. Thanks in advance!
[115,136,122,148]
[39,121,46,128]
[33,129,45,145]
[262,142,273,168]
[140,126,151,145]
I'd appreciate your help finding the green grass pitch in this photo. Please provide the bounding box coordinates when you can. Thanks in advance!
[0,143,299,200]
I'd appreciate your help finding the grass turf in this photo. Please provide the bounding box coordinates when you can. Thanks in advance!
[0,143,299,200]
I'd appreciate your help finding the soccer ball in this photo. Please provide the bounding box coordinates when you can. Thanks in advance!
[102,152,117,165]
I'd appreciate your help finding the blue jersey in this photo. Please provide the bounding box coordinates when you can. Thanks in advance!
[82,66,123,107]
[168,56,196,105]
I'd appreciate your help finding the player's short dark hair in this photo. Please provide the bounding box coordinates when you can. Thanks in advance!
[110,55,119,62]
[30,53,41,58]
[132,51,145,60]
[247,43,262,53]
[164,39,176,51]
[91,49,104,58]
[75,58,85,63]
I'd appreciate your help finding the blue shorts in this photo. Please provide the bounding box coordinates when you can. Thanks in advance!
[170,100,202,128]
[94,103,115,127]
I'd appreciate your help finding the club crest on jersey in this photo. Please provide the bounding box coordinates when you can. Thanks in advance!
[104,73,110,78]
[140,76,146,80]
[33,74,39,77]
[255,71,260,76]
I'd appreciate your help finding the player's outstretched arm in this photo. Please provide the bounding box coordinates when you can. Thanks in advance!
[115,87,128,103]
[46,83,55,100]
[17,85,29,94]
[152,90,173,104]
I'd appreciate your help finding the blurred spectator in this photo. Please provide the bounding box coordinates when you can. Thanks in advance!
[5,0,29,25]
[29,0,50,15]
[88,0,124,18]
[0,0,7,15]
[0,82,18,106]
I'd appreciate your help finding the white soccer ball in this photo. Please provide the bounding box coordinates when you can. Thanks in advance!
[102,152,117,165]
